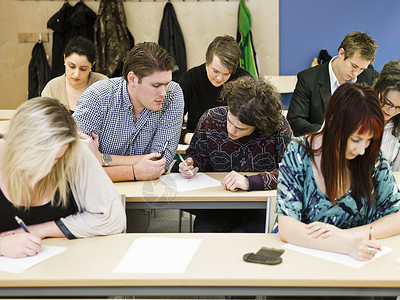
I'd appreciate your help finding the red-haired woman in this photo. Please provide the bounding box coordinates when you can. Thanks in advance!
[276,83,400,261]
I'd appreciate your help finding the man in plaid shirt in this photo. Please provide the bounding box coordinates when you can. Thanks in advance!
[73,42,184,232]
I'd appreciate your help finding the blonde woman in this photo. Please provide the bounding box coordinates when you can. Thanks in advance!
[0,97,125,258]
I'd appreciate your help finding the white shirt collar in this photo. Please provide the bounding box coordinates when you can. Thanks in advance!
[328,56,357,95]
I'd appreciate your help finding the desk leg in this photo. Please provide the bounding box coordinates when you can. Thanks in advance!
[265,197,271,233]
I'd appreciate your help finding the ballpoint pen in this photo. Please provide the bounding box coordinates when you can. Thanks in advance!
[158,140,169,160]
[178,153,194,176]
[15,216,30,233]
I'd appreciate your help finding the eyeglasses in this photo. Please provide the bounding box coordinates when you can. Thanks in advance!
[383,97,400,113]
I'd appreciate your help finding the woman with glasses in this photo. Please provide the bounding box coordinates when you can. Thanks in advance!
[374,60,400,171]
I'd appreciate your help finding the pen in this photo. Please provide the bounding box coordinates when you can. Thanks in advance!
[158,140,169,160]
[178,153,194,176]
[15,216,30,233]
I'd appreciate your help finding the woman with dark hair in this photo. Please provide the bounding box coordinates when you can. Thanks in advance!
[179,76,293,232]
[374,60,400,171]
[276,83,400,261]
[42,36,107,112]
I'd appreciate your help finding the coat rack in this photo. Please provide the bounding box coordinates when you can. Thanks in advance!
[18,32,49,43]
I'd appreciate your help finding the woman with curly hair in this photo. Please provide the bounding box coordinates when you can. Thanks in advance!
[179,76,293,232]
[374,60,400,171]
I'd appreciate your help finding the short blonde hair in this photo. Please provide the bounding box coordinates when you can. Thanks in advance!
[2,97,79,208]
[338,31,377,63]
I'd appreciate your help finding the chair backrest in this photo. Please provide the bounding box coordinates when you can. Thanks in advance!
[121,194,127,233]
[263,75,297,94]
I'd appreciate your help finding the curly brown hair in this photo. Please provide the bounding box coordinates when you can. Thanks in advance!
[220,76,283,137]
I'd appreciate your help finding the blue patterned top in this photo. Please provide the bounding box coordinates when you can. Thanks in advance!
[275,136,400,229]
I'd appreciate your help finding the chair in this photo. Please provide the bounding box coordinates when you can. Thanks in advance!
[121,194,127,233]
[264,75,298,111]
[179,210,193,233]
[263,75,297,94]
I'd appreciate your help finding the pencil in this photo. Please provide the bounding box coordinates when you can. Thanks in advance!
[178,154,194,176]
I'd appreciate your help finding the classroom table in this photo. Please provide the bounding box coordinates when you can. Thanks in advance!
[1,233,400,298]
[114,172,276,232]
[0,120,9,134]
[0,109,15,121]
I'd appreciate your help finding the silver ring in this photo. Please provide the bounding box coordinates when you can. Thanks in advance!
[367,247,375,256]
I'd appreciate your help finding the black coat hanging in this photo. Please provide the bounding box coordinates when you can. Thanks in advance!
[28,41,52,99]
[158,2,187,82]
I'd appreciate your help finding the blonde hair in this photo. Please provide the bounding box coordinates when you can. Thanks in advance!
[2,97,79,208]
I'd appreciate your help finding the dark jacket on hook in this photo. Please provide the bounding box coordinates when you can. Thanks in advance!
[158,2,187,82]
[47,1,96,78]
[28,42,52,99]
[94,0,134,78]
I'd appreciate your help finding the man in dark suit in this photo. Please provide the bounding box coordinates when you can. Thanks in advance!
[287,31,377,136]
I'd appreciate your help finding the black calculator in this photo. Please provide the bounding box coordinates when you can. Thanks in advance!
[243,247,284,265]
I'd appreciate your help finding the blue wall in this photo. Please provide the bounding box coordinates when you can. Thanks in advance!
[279,0,400,108]
[280,0,400,74]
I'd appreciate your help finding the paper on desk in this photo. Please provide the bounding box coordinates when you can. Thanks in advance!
[113,237,201,274]
[159,172,221,192]
[176,144,189,152]
[283,243,392,268]
[0,245,67,273]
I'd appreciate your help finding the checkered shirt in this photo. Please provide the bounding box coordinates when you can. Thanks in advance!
[73,77,184,168]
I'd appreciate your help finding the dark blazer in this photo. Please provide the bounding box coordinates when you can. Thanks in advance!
[287,62,375,136]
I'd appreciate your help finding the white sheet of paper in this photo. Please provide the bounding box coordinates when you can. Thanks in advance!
[160,172,221,192]
[283,243,392,268]
[176,144,189,152]
[0,245,67,273]
[113,237,202,274]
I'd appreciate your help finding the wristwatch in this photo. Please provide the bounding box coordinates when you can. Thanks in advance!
[101,153,112,166]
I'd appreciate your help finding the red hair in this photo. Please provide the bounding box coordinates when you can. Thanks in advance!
[307,83,384,204]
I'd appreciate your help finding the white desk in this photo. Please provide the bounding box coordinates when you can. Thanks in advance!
[0,120,9,134]
[0,109,15,121]
[1,233,400,298]
[114,173,276,232]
